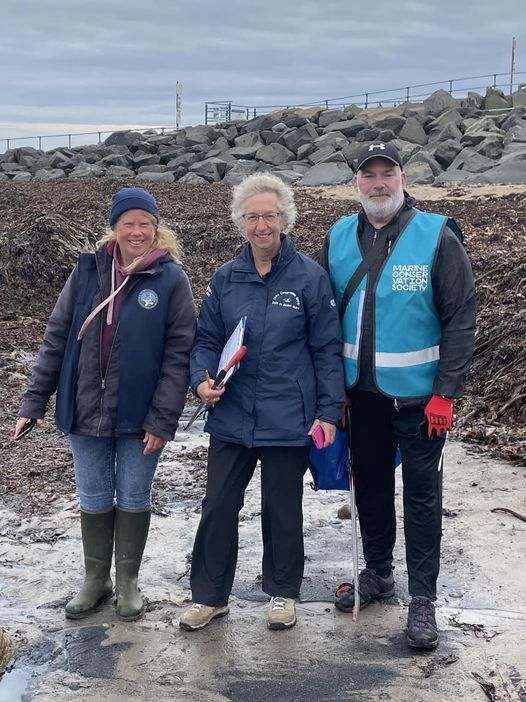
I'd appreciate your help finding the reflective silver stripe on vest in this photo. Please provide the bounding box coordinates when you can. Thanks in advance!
[355,290,365,348]
[342,291,365,361]
[343,343,359,360]
[375,345,440,368]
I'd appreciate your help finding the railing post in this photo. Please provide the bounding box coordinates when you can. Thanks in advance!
[493,74,497,87]
[365,93,369,109]
[449,79,453,95]
[39,136,42,150]
[204,102,208,124]
[98,132,102,144]
[228,101,232,121]
[7,139,9,150]
[406,86,410,102]
[68,134,72,149]
[325,100,329,109]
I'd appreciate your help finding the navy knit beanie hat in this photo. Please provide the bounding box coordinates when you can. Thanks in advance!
[109,187,160,226]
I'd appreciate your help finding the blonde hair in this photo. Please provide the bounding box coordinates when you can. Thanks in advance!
[97,212,182,273]
[231,173,297,236]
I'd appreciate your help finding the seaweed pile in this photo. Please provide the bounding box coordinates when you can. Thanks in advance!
[1,179,525,507]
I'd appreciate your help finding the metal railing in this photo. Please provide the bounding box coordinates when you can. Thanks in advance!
[0,126,178,154]
[204,71,526,124]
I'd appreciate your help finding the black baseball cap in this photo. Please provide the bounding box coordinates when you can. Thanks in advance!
[355,142,403,172]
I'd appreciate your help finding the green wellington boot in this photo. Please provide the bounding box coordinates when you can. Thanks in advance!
[65,508,115,619]
[114,507,151,621]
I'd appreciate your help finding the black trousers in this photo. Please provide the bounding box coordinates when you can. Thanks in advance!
[190,436,310,607]
[349,390,446,599]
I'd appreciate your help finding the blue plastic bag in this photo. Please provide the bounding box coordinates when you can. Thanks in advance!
[309,432,402,491]
[309,428,350,491]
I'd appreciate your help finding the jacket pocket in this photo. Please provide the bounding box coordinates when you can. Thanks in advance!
[297,375,316,429]
[393,406,427,439]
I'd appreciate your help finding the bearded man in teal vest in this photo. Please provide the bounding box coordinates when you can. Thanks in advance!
[320,142,476,650]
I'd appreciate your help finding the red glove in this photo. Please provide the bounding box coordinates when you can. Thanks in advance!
[424,395,453,438]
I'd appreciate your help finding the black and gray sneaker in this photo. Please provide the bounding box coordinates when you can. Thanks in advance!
[406,596,438,650]
[334,568,395,612]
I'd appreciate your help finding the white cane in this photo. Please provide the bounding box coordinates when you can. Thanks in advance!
[345,404,360,621]
[349,470,360,621]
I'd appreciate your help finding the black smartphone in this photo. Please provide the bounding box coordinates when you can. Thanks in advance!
[15,418,37,441]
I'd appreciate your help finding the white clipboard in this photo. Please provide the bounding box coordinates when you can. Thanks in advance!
[217,316,247,385]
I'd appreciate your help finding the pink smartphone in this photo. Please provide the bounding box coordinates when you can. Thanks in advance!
[311,425,325,449]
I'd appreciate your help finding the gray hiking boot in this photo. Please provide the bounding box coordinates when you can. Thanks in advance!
[406,596,438,650]
[334,568,395,612]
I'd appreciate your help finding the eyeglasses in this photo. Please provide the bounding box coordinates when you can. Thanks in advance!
[242,212,281,225]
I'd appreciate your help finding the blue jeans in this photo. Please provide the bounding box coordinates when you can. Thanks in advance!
[69,435,162,512]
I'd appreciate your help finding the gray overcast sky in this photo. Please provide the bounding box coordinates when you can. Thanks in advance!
[1,0,525,142]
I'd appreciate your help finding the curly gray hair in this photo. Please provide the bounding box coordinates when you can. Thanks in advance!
[231,173,297,235]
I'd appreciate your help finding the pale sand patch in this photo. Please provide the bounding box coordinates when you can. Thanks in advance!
[3,438,526,701]
[306,183,526,202]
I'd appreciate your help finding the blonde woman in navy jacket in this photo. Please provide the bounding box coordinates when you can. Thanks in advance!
[15,188,196,622]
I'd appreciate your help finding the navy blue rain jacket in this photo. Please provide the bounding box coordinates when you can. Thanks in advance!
[190,236,344,447]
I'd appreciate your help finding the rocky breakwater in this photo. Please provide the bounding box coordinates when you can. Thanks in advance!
[2,88,526,186]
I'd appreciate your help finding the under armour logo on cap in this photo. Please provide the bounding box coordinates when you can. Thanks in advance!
[355,142,403,172]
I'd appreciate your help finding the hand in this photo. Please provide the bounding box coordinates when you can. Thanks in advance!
[13,417,42,440]
[424,396,453,438]
[143,432,167,455]
[196,380,225,406]
[308,419,336,448]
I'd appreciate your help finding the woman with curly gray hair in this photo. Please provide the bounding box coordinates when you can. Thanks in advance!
[230,172,297,236]
[180,173,344,633]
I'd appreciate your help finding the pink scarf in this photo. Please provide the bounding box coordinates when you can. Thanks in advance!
[77,242,168,343]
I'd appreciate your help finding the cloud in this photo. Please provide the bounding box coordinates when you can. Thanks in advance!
[1,0,524,140]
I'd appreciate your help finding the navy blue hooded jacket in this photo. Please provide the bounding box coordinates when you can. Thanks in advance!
[190,236,344,447]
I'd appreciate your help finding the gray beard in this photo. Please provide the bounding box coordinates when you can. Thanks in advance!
[359,188,405,222]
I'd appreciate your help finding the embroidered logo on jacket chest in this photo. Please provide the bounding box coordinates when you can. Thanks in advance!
[272,291,300,310]
[138,289,159,309]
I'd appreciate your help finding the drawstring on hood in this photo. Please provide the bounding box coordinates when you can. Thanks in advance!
[77,243,130,340]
